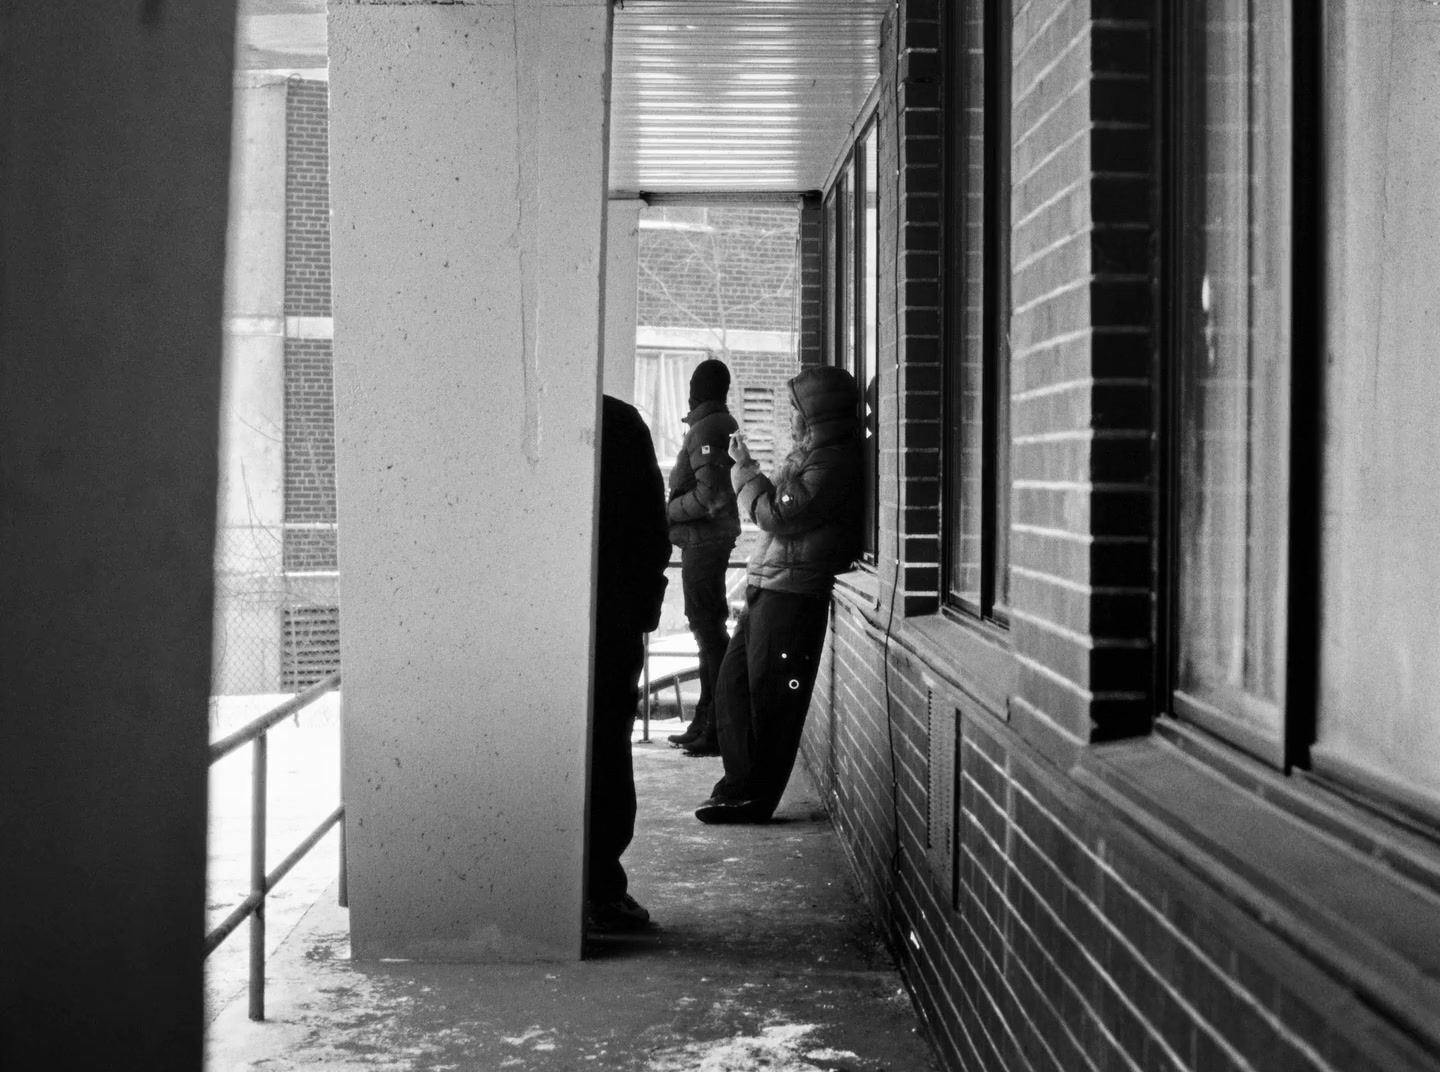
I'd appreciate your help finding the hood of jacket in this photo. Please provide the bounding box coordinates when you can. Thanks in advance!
[789,365,860,449]
[683,398,730,425]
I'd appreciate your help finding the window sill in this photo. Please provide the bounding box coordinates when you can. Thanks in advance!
[832,563,881,611]
[1073,721,1440,1057]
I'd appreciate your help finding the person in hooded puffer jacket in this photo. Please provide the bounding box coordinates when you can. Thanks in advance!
[664,358,741,756]
[695,364,863,825]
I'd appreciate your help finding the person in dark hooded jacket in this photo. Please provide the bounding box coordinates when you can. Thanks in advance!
[695,365,863,824]
[664,358,741,756]
[589,395,671,930]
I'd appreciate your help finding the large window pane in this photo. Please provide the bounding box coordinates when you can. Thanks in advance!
[944,0,987,609]
[1316,1,1440,808]
[862,125,880,559]
[1173,0,1291,757]
[824,189,839,366]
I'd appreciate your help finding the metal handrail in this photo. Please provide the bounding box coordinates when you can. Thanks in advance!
[204,670,344,1022]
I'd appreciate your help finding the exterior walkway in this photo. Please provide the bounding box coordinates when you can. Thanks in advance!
[206,709,941,1071]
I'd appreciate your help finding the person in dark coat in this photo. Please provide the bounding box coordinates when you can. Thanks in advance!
[696,365,863,825]
[589,395,671,930]
[664,358,741,756]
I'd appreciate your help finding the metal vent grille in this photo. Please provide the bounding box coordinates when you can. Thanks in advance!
[742,386,776,470]
[926,687,958,905]
[281,605,340,690]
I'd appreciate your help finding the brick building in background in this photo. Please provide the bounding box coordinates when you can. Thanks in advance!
[635,202,804,479]
[213,73,337,695]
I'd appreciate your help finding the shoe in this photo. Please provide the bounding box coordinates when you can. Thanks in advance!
[586,893,652,933]
[682,732,719,756]
[668,706,711,747]
[695,797,768,824]
[667,720,701,746]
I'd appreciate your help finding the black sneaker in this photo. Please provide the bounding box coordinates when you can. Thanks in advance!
[695,797,768,824]
[585,893,652,933]
[682,733,720,756]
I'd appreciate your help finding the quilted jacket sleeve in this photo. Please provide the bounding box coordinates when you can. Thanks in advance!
[735,446,851,536]
[666,415,736,524]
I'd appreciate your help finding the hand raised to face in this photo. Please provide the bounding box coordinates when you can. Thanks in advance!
[728,430,753,466]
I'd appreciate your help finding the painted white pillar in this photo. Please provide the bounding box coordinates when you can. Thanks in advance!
[216,74,289,694]
[602,198,644,402]
[329,0,612,961]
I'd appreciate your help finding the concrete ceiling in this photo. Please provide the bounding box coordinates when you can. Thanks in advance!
[609,0,888,196]
[234,0,888,196]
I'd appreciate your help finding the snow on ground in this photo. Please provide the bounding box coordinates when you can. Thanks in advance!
[206,692,343,1023]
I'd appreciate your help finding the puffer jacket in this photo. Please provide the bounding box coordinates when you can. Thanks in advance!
[732,366,863,597]
[667,400,741,549]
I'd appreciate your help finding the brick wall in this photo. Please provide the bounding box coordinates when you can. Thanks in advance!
[797,193,824,366]
[890,0,945,615]
[284,78,330,316]
[637,205,798,332]
[283,336,336,571]
[1006,0,1153,746]
[282,79,336,574]
[801,3,1434,1072]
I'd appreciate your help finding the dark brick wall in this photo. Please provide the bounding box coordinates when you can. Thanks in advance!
[284,78,330,317]
[800,3,1437,1072]
[888,0,945,616]
[1006,0,1153,745]
[798,193,824,366]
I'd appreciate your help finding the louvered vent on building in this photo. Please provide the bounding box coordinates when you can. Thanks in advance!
[742,386,776,470]
[281,605,340,690]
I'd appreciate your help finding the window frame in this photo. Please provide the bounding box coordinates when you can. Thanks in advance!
[941,0,1011,624]
[821,110,881,566]
[1160,1,1341,780]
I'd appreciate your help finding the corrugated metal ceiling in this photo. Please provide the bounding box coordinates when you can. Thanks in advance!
[609,0,890,196]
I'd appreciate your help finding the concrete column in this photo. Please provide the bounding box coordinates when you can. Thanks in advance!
[216,74,289,694]
[0,5,236,1068]
[329,0,612,961]
[603,198,644,402]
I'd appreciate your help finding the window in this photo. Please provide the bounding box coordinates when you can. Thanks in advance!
[942,0,1010,620]
[1170,0,1292,763]
[861,123,879,563]
[1169,1,1440,819]
[823,118,881,563]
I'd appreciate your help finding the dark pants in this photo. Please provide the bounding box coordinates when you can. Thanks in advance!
[680,542,734,720]
[588,623,644,903]
[710,586,830,818]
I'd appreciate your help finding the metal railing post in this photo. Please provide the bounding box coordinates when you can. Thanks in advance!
[641,631,652,742]
[249,733,268,1022]
[337,814,348,908]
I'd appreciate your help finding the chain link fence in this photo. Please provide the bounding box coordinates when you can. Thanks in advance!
[211,525,340,700]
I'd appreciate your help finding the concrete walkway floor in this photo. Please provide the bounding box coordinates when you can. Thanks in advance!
[206,717,942,1071]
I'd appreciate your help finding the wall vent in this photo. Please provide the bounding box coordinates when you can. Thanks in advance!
[741,386,777,470]
[281,604,340,690]
[926,687,958,905]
